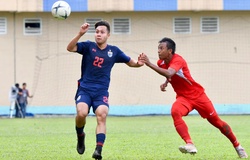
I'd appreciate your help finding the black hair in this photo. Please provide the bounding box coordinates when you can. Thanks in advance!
[95,20,110,33]
[23,83,26,86]
[159,37,176,54]
[15,83,19,88]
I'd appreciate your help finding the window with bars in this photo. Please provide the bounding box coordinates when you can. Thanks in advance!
[24,18,42,35]
[85,18,102,34]
[201,17,219,33]
[113,18,130,34]
[173,17,191,34]
[0,17,7,35]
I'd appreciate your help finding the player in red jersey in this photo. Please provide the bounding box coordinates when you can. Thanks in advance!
[140,37,248,158]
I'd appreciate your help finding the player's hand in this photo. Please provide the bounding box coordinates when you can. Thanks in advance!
[137,60,144,66]
[137,53,145,66]
[160,81,168,92]
[139,53,151,66]
[79,23,90,35]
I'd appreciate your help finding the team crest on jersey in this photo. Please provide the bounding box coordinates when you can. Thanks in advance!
[107,50,113,57]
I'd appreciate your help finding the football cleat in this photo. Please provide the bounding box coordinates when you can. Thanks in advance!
[179,144,197,155]
[76,133,85,155]
[235,145,248,158]
[92,147,102,160]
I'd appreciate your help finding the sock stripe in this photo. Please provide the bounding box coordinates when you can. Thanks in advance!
[97,142,103,146]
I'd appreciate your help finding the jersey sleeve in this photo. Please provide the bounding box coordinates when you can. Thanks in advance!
[157,60,164,67]
[115,47,131,63]
[76,41,91,55]
[169,56,184,72]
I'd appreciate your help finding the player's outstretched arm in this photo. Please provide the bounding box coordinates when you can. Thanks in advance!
[67,23,90,52]
[140,53,176,79]
[126,53,144,67]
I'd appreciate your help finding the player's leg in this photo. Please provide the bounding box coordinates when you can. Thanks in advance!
[207,115,248,158]
[171,98,197,154]
[195,93,248,158]
[92,94,109,160]
[92,105,108,160]
[75,102,89,155]
[75,88,91,155]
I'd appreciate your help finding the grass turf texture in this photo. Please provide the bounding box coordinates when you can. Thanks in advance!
[0,115,249,160]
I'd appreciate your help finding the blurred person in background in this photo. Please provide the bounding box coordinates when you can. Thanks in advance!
[9,83,19,118]
[18,83,33,118]
[15,83,23,118]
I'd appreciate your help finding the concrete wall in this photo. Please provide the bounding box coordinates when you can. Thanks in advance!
[1,11,250,107]
[178,0,223,10]
[2,0,250,12]
[0,0,43,12]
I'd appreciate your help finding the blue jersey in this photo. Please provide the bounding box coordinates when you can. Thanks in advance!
[76,41,131,91]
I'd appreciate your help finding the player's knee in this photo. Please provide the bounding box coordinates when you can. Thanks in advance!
[96,114,107,127]
[96,111,108,120]
[77,111,88,118]
[76,103,88,118]
[171,101,189,118]
[171,106,182,118]
[95,105,108,117]
[96,111,108,124]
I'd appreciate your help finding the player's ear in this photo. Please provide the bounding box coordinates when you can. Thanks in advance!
[168,48,173,54]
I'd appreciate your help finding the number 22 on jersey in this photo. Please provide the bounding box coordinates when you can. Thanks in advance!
[93,56,104,68]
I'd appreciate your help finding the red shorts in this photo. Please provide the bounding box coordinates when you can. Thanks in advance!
[173,92,217,118]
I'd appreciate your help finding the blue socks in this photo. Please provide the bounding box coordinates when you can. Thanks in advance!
[96,133,106,147]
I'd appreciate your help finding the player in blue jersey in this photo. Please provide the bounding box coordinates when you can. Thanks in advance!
[67,21,144,160]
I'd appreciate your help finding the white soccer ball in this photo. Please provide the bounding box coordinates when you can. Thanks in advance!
[51,1,71,20]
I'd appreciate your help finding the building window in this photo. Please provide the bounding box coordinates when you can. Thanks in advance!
[24,18,42,35]
[85,18,103,34]
[201,17,219,33]
[173,17,191,34]
[113,18,130,34]
[0,17,7,35]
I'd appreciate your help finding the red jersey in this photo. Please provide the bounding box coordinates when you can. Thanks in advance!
[157,54,204,99]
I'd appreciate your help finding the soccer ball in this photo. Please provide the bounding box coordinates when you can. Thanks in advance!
[51,1,71,20]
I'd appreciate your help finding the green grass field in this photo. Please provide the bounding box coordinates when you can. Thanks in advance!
[0,115,249,160]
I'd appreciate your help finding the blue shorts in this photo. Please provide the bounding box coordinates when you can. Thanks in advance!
[75,86,109,113]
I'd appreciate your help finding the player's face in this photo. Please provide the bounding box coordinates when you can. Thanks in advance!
[158,42,172,61]
[95,26,110,45]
